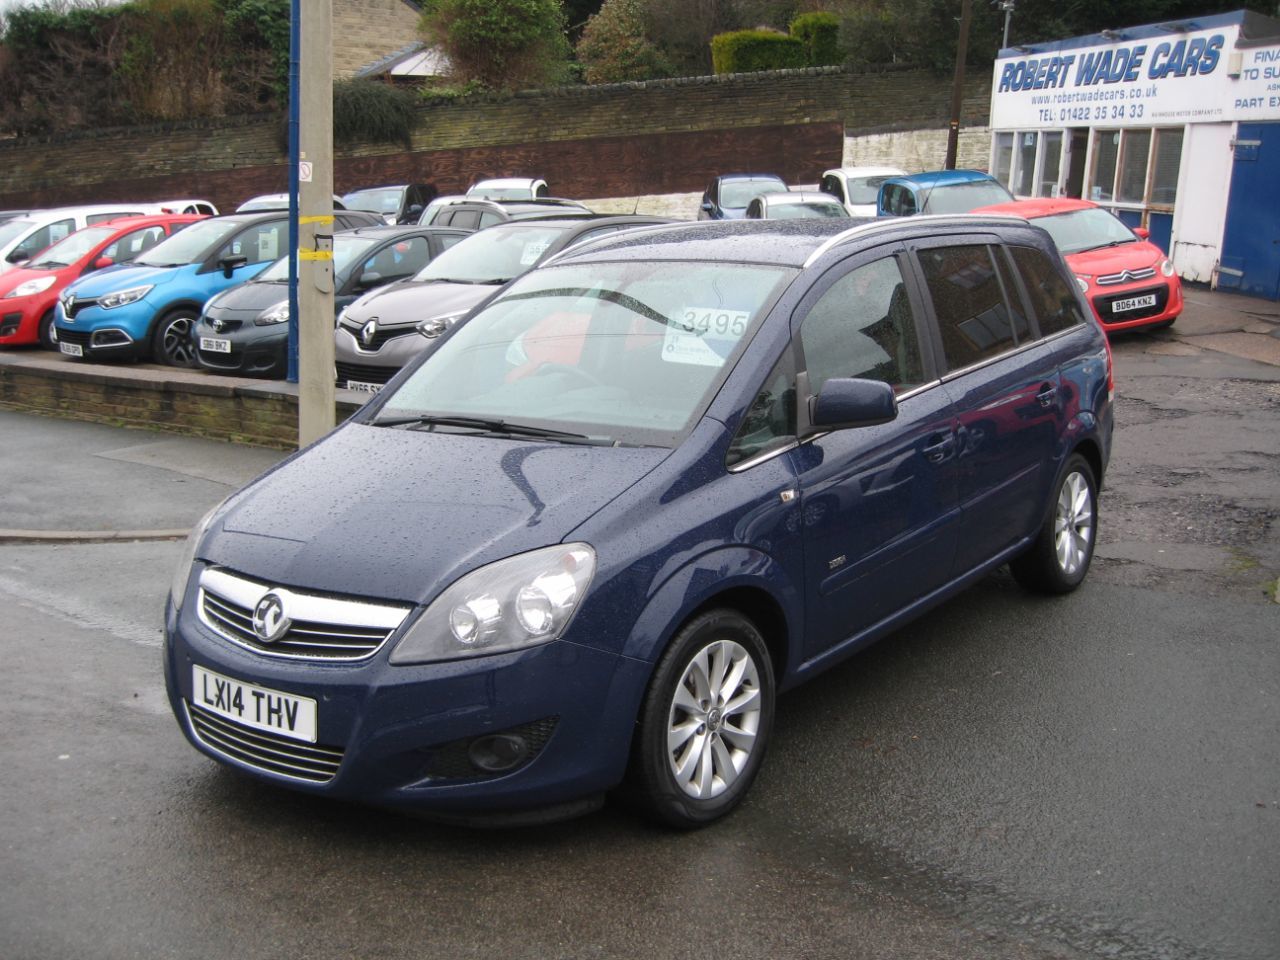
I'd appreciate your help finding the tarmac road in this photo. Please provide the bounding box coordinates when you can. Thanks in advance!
[1,289,1277,960]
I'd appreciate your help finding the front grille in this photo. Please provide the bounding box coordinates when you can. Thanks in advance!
[62,296,97,319]
[198,566,412,661]
[185,700,344,783]
[341,322,418,351]
[1096,266,1156,286]
[57,328,93,347]
[336,361,400,386]
[1092,283,1169,323]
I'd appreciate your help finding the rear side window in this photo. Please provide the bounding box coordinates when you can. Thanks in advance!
[1009,245,1087,337]
[918,244,1019,371]
[798,256,926,394]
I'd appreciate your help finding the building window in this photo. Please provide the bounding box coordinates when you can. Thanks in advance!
[993,132,1014,189]
[1014,132,1037,196]
[1117,129,1152,203]
[1091,130,1120,202]
[1150,128,1183,206]
[1039,132,1063,197]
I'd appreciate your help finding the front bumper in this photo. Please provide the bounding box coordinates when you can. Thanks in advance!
[54,300,152,361]
[0,295,41,345]
[1089,278,1183,332]
[194,317,288,378]
[162,581,649,816]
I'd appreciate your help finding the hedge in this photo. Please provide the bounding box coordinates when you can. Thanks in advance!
[790,12,841,68]
[710,30,806,75]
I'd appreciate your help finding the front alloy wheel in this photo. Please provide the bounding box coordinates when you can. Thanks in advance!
[626,609,774,828]
[152,309,198,367]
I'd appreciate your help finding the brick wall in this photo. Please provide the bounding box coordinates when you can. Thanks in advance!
[332,0,423,78]
[0,66,992,213]
[0,354,361,449]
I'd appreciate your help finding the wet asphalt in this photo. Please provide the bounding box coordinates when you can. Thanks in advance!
[1,300,1278,959]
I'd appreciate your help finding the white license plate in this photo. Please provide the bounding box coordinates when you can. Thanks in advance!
[345,380,382,394]
[59,341,82,357]
[1112,294,1157,313]
[192,664,317,743]
[200,336,232,353]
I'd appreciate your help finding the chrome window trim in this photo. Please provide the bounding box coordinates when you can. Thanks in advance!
[727,379,942,473]
[197,566,412,662]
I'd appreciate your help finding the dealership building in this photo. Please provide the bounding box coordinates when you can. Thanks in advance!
[988,9,1280,300]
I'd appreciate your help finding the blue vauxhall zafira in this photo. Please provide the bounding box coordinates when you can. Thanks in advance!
[164,217,1114,828]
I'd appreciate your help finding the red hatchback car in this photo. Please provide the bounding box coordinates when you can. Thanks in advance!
[971,198,1182,333]
[0,213,205,349]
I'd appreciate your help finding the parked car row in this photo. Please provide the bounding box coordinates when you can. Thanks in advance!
[0,172,1183,366]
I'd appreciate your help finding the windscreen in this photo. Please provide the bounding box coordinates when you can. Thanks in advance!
[343,188,404,215]
[27,225,116,268]
[133,218,243,267]
[846,176,893,205]
[921,181,1015,215]
[1033,208,1139,254]
[412,224,572,284]
[377,259,795,447]
[721,179,787,209]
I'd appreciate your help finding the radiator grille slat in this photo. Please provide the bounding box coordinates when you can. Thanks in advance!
[186,701,343,783]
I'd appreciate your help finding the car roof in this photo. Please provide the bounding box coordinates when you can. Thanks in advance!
[970,197,1097,218]
[823,166,907,178]
[717,173,786,183]
[471,177,543,188]
[885,169,998,188]
[552,215,1043,269]
[93,213,207,230]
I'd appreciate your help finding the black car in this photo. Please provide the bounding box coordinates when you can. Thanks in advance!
[340,184,439,225]
[193,225,471,378]
[419,197,593,230]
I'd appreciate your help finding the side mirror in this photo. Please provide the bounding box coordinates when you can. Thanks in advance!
[406,204,423,219]
[700,200,714,212]
[6,249,28,264]
[219,254,249,277]
[357,271,383,289]
[802,377,897,436]
[92,256,113,271]
[1133,226,1150,239]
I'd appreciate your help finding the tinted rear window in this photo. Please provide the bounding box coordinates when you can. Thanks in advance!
[918,244,1019,370]
[1009,245,1087,337]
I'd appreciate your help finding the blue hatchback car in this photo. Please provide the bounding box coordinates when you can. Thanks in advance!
[55,209,380,366]
[165,216,1113,827]
[877,169,1014,217]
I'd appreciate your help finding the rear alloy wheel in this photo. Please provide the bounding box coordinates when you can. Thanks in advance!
[152,309,198,367]
[1011,453,1097,594]
[626,609,774,828]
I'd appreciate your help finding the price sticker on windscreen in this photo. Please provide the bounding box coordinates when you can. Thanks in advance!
[662,307,749,367]
[520,240,550,266]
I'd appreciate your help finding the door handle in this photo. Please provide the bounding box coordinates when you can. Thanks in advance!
[922,433,954,462]
[1036,384,1058,408]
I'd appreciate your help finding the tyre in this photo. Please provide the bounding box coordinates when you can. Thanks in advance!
[625,608,775,828]
[1010,453,1097,594]
[151,309,198,367]
[38,309,56,350]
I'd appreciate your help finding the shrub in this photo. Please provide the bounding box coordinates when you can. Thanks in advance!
[790,11,840,67]
[576,0,673,84]
[710,28,805,75]
[418,0,572,91]
[332,79,418,148]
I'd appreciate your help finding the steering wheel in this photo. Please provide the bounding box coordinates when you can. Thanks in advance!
[535,362,605,389]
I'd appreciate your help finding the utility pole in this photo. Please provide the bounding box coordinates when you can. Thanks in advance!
[289,1,335,447]
[945,0,974,170]
[999,0,1015,49]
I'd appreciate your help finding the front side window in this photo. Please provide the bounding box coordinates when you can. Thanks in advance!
[798,256,926,395]
[104,225,167,262]
[727,349,796,468]
[820,174,844,202]
[918,244,1018,371]
[378,260,795,447]
[219,220,286,265]
[1010,245,1086,337]
[13,218,74,260]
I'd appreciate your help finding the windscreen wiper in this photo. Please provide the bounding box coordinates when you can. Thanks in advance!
[370,414,611,445]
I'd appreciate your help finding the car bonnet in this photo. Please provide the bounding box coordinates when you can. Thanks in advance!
[340,278,493,327]
[200,422,670,604]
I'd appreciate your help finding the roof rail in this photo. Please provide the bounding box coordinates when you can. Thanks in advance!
[801,213,1033,268]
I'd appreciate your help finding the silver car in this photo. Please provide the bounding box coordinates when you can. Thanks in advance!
[335,216,671,393]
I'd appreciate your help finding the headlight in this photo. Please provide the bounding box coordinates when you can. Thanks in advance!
[4,275,56,298]
[169,501,225,613]
[1074,275,1091,293]
[98,284,153,309]
[390,543,596,664]
[417,312,465,339]
[255,300,290,325]
[1159,259,1175,277]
